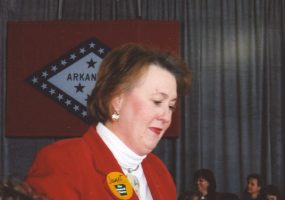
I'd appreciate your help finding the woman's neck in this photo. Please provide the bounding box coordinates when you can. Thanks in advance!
[96,122,145,169]
[251,192,259,199]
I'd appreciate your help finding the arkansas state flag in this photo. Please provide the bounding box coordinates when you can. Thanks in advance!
[6,20,181,137]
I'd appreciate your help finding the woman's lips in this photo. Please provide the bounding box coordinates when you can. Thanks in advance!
[149,127,162,135]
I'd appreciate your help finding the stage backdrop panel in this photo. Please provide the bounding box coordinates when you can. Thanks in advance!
[6,20,181,137]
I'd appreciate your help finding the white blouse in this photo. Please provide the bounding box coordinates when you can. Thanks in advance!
[96,122,153,200]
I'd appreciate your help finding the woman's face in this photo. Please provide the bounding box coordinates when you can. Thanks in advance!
[247,178,261,195]
[196,177,209,195]
[107,64,177,156]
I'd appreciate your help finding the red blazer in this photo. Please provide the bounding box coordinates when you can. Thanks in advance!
[25,126,177,200]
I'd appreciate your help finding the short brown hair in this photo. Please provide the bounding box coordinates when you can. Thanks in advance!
[87,43,192,124]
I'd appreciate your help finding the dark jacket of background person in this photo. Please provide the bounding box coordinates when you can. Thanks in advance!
[261,184,281,200]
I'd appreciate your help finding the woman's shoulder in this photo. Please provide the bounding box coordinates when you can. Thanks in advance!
[35,137,87,159]
[143,153,169,172]
[144,152,164,163]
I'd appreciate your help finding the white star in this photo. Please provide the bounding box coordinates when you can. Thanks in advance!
[80,48,86,54]
[41,83,47,90]
[73,105,79,111]
[31,77,38,84]
[57,94,63,101]
[61,59,67,66]
[98,48,105,54]
[65,99,71,106]
[70,54,76,60]
[49,88,55,95]
[81,110,87,117]
[41,71,48,78]
[89,42,95,48]
[51,65,58,72]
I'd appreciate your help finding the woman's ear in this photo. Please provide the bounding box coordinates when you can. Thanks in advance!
[111,93,124,113]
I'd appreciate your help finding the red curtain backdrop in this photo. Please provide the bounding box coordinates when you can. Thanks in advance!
[6,20,181,137]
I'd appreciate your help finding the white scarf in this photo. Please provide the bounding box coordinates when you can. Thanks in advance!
[96,122,153,200]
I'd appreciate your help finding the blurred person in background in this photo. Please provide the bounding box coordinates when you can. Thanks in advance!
[242,173,263,200]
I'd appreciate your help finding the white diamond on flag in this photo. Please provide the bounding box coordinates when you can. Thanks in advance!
[48,52,101,107]
[27,38,111,123]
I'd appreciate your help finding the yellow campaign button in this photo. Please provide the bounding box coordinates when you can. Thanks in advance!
[106,171,133,199]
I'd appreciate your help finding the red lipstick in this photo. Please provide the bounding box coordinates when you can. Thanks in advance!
[150,127,162,135]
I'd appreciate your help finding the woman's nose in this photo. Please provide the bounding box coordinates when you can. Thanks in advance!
[158,106,172,123]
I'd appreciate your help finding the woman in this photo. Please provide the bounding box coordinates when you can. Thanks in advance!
[25,43,192,200]
[193,169,220,200]
[242,174,263,200]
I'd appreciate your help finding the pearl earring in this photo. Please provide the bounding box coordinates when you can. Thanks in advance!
[111,111,120,121]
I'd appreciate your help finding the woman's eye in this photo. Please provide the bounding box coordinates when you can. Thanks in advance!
[153,100,176,111]
[153,100,162,105]
[169,105,176,111]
